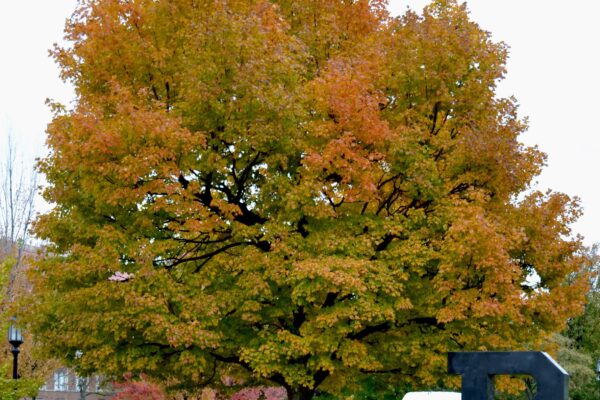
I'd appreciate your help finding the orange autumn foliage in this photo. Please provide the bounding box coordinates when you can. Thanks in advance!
[22,1,591,399]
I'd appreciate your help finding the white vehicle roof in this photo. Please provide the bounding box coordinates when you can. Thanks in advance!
[402,391,461,400]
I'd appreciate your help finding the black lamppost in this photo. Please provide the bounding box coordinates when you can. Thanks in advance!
[8,321,23,379]
[596,358,600,399]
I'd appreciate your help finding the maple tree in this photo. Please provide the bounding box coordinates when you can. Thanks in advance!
[22,0,591,399]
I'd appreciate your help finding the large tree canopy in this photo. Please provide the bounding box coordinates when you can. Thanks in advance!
[23,0,590,399]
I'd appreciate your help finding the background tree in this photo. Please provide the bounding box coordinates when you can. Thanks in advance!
[0,134,37,250]
[0,133,38,302]
[23,1,591,399]
[555,335,598,400]
[0,134,51,398]
[561,263,600,400]
[567,279,600,361]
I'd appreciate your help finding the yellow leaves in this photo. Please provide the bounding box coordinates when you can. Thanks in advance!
[394,298,413,310]
[275,330,311,355]
[44,85,205,212]
[290,257,386,306]
[338,340,380,370]
[240,341,315,387]
[165,322,221,349]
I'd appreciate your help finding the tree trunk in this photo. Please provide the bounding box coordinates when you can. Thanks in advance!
[286,386,315,400]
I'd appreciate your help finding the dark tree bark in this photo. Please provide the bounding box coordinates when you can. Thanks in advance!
[285,386,315,400]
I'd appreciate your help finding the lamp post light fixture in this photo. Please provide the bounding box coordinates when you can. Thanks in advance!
[8,321,23,379]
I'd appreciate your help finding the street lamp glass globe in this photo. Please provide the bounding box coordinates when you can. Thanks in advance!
[8,324,23,347]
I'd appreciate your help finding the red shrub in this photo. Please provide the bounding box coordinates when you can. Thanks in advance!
[112,373,166,400]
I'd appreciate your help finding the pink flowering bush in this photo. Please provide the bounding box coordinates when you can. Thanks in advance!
[112,373,165,400]
[112,372,284,400]
[230,386,286,400]
[108,271,134,282]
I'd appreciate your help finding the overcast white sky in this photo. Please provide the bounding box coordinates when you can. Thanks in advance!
[1,1,599,246]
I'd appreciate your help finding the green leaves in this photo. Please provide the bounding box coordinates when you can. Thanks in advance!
[0,363,42,400]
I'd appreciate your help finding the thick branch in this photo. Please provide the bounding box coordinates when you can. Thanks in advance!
[297,216,309,238]
[430,101,442,134]
[348,322,391,340]
[209,352,252,371]
[348,317,444,341]
[292,306,306,335]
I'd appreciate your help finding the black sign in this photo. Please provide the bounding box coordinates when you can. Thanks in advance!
[448,351,568,400]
